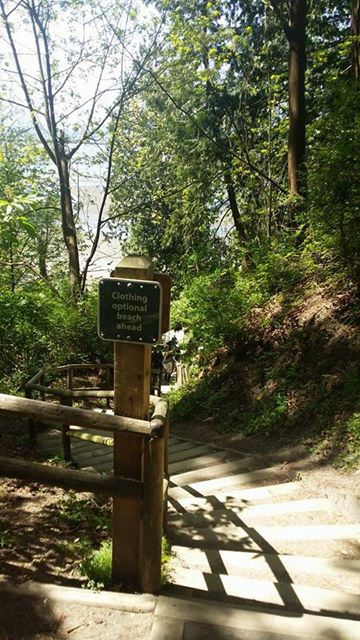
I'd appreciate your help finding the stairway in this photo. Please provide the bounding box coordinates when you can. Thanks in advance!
[152,436,360,640]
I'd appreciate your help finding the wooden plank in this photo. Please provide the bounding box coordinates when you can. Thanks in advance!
[0,455,141,498]
[0,393,149,435]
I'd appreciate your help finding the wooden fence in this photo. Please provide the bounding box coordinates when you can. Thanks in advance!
[24,363,162,460]
[0,389,169,594]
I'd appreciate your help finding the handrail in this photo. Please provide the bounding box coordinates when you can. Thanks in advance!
[0,456,141,498]
[26,384,114,399]
[47,363,114,372]
[0,393,150,436]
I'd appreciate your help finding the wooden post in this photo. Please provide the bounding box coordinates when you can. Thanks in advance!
[141,435,164,593]
[112,255,153,587]
[106,367,112,409]
[39,372,46,401]
[163,415,170,534]
[67,367,74,391]
[24,386,36,445]
[60,396,72,462]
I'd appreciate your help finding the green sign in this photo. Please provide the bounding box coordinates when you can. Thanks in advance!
[98,278,162,344]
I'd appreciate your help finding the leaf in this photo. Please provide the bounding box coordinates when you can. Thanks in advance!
[17,216,36,238]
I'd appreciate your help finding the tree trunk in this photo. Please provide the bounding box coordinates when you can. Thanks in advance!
[57,135,81,296]
[287,0,307,198]
[352,0,360,79]
[223,171,247,243]
[37,236,48,280]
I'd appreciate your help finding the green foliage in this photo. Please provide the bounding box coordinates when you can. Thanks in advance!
[168,377,214,421]
[80,540,112,590]
[0,528,18,549]
[0,283,111,392]
[245,392,289,436]
[79,537,172,589]
[161,537,173,584]
[171,240,308,356]
[56,492,111,532]
[340,412,360,468]
[308,79,360,273]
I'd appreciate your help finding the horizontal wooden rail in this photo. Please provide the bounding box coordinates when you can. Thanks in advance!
[0,394,150,436]
[68,430,114,447]
[26,369,45,387]
[49,363,114,372]
[0,456,141,498]
[150,398,169,438]
[26,384,114,399]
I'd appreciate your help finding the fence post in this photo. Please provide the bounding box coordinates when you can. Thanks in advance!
[67,367,73,391]
[60,396,72,462]
[112,255,153,587]
[141,435,164,592]
[24,386,36,445]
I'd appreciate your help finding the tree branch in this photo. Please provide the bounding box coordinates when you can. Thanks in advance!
[0,0,56,163]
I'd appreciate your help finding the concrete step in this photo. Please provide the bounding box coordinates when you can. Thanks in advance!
[169,467,294,500]
[169,546,360,592]
[164,569,360,617]
[169,451,235,475]
[168,522,360,554]
[168,498,333,525]
[169,444,217,462]
[152,595,360,640]
[169,442,206,455]
[168,481,303,513]
[171,458,268,486]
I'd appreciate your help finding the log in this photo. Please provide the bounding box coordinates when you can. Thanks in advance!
[68,430,114,447]
[25,369,45,388]
[0,394,150,436]
[54,363,114,372]
[163,474,169,533]
[24,387,36,444]
[25,384,71,398]
[61,396,72,462]
[150,398,169,438]
[70,389,114,398]
[140,436,164,593]
[26,384,114,399]
[0,456,141,499]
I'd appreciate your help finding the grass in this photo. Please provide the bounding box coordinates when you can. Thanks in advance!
[56,491,111,531]
[79,537,173,590]
[55,492,173,590]
[80,540,112,589]
[0,528,18,549]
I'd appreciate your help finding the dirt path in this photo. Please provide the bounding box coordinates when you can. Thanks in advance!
[0,593,153,640]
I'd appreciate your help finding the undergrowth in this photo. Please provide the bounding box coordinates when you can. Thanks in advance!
[169,274,360,469]
[56,493,173,589]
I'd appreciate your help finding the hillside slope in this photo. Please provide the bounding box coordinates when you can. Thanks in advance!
[171,276,360,473]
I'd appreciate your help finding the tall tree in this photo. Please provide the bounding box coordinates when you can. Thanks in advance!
[352,0,360,78]
[0,0,154,295]
[270,1,307,200]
